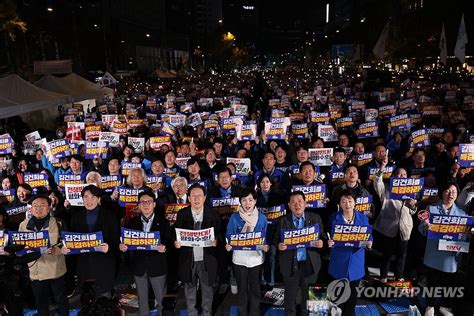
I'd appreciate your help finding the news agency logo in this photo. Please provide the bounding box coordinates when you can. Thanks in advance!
[326,279,465,305]
[327,279,351,305]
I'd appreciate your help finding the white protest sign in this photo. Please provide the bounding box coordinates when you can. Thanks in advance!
[25,131,41,141]
[128,137,145,153]
[98,132,120,147]
[438,239,470,253]
[226,158,251,175]
[175,228,215,247]
[317,125,338,142]
[309,148,333,166]
[65,184,89,206]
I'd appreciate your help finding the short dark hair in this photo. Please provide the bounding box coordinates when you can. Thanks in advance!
[239,187,257,202]
[333,147,346,155]
[108,156,120,164]
[217,167,233,178]
[295,145,308,153]
[337,189,356,204]
[138,190,155,201]
[412,148,425,155]
[257,174,273,188]
[288,191,306,203]
[439,181,460,199]
[188,183,207,196]
[81,185,102,198]
[187,157,200,168]
[124,144,135,152]
[263,151,276,160]
[343,163,359,174]
[151,157,165,165]
[28,194,51,206]
[374,143,387,151]
[18,183,33,193]
[299,161,315,171]
[71,154,83,163]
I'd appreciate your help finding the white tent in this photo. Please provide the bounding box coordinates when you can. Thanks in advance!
[0,74,72,119]
[35,73,114,102]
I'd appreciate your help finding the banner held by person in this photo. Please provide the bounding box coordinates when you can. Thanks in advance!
[65,184,89,206]
[61,231,104,254]
[281,224,320,249]
[291,184,327,208]
[9,231,50,254]
[45,139,71,161]
[121,228,161,251]
[226,158,251,175]
[58,174,84,192]
[331,224,372,248]
[389,178,424,200]
[22,173,49,190]
[458,143,474,168]
[258,204,286,224]
[228,231,266,250]
[100,175,122,193]
[210,197,240,215]
[175,227,215,247]
[85,141,109,159]
[355,196,373,214]
[309,148,333,166]
[428,214,473,253]
[164,203,189,225]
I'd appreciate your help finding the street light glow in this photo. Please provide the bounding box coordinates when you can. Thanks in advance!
[146,33,150,38]
[47,7,53,12]
[326,4,330,23]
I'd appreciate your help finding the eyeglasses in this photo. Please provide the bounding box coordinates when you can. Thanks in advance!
[139,200,154,205]
[444,190,457,195]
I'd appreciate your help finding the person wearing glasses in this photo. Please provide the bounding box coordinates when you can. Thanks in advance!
[19,194,69,316]
[120,191,169,316]
[174,184,221,316]
[419,181,467,316]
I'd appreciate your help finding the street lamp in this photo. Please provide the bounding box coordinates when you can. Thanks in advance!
[223,32,235,41]
[47,7,53,12]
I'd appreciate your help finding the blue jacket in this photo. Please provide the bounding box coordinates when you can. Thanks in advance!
[420,202,467,273]
[328,211,370,281]
[41,155,86,185]
[226,210,268,242]
[254,168,285,188]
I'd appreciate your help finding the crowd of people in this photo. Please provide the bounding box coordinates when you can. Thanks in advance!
[0,65,473,316]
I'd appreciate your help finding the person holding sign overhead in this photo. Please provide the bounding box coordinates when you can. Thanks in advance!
[274,191,325,316]
[327,189,372,316]
[174,183,221,316]
[119,191,169,316]
[372,155,416,282]
[61,185,120,298]
[225,188,269,316]
[419,181,467,316]
[19,194,69,316]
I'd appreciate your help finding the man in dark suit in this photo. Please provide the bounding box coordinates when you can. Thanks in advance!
[157,176,189,215]
[209,167,244,200]
[274,191,326,316]
[174,184,221,316]
[208,167,243,286]
[120,191,169,316]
